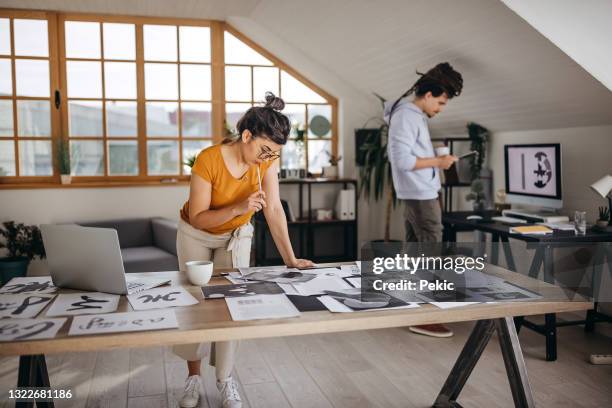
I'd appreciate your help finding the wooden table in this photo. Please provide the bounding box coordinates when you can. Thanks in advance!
[2,264,592,408]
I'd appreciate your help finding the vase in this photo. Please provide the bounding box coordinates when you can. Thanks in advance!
[323,165,338,179]
[0,257,30,285]
[60,174,72,184]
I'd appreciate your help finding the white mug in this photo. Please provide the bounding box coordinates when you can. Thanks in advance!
[435,146,450,156]
[185,260,214,286]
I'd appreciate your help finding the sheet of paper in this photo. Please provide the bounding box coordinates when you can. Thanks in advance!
[69,310,178,336]
[0,276,57,294]
[225,294,300,321]
[293,275,352,296]
[237,265,289,276]
[0,317,67,341]
[346,277,361,288]
[318,295,352,312]
[430,302,481,309]
[225,273,250,284]
[306,267,353,278]
[340,264,361,276]
[0,294,55,318]
[202,282,284,299]
[46,292,120,316]
[277,283,300,295]
[128,286,198,310]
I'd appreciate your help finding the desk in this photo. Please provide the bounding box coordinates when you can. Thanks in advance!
[443,211,612,361]
[2,265,591,408]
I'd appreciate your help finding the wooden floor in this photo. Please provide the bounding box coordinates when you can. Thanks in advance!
[1,312,611,408]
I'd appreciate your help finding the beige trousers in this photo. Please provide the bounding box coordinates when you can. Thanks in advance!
[173,218,253,380]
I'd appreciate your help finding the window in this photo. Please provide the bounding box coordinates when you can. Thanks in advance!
[0,10,336,186]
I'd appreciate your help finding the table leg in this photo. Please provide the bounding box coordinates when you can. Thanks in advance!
[501,236,517,271]
[544,313,557,362]
[490,233,500,265]
[527,247,544,279]
[16,355,54,408]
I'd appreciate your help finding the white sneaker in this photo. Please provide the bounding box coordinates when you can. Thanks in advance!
[216,377,242,408]
[179,375,201,408]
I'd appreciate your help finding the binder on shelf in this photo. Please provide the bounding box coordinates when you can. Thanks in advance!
[335,190,355,220]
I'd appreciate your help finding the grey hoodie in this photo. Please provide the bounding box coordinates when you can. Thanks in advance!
[384,98,440,200]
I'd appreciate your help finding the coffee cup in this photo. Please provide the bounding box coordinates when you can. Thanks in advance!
[185,260,213,286]
[435,146,450,156]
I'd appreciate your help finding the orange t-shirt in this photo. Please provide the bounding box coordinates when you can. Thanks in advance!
[180,144,275,235]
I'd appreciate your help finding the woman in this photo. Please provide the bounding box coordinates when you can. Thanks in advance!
[174,92,313,408]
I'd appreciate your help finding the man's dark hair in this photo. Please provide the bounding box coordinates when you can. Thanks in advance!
[389,62,463,116]
[224,92,291,145]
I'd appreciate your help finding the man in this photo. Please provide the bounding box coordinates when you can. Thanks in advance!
[385,62,463,338]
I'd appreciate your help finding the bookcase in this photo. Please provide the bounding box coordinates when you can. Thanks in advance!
[253,178,358,265]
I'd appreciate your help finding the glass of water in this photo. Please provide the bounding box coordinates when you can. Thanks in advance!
[574,211,587,235]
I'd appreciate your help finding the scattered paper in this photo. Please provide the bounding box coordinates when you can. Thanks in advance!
[277,283,300,295]
[237,265,288,276]
[69,310,178,336]
[128,286,198,310]
[46,292,120,316]
[321,288,419,312]
[0,276,57,294]
[306,267,354,278]
[340,264,361,276]
[0,294,55,318]
[346,277,361,288]
[225,294,300,321]
[0,317,66,341]
[202,282,284,299]
[293,275,352,296]
[429,302,481,309]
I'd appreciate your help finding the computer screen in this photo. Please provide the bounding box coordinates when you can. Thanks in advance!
[504,143,562,208]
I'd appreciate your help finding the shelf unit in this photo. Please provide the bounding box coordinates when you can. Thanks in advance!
[254,178,358,265]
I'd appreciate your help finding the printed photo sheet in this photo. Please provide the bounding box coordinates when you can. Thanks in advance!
[225,294,300,321]
[202,282,284,299]
[0,276,57,294]
[128,286,199,310]
[0,318,67,342]
[0,294,55,318]
[46,292,120,316]
[68,310,178,336]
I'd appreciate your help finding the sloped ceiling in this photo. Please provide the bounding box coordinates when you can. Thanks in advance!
[3,0,612,135]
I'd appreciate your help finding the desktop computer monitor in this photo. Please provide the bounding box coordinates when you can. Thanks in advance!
[504,143,562,209]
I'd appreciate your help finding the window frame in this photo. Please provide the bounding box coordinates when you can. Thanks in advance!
[0,9,338,188]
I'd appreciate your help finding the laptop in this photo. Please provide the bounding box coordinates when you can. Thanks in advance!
[41,224,171,295]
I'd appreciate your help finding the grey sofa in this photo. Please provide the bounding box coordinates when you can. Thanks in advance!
[79,217,178,273]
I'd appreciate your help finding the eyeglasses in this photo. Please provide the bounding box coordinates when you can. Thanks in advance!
[257,145,280,161]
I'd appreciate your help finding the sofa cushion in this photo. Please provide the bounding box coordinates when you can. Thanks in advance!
[80,218,154,248]
[151,217,178,256]
[121,246,178,273]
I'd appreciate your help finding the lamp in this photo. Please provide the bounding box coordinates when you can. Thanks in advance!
[591,174,612,227]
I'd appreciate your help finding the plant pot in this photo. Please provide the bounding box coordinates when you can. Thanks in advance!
[322,165,338,179]
[472,201,485,213]
[596,220,610,229]
[0,257,30,285]
[60,174,72,184]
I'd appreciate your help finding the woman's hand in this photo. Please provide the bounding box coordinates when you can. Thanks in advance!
[235,191,266,215]
[287,258,315,268]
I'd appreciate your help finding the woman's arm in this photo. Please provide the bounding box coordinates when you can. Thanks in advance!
[188,173,265,231]
[262,161,314,268]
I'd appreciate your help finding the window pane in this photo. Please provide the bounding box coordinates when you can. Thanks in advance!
[146,102,178,136]
[183,140,212,174]
[0,140,16,176]
[17,100,50,136]
[144,25,177,62]
[225,103,251,132]
[15,59,49,97]
[0,100,13,136]
[181,102,211,137]
[14,19,48,57]
[0,58,11,95]
[225,66,251,102]
[104,62,136,99]
[280,71,325,103]
[281,140,302,170]
[18,140,52,175]
[284,104,306,137]
[147,140,179,175]
[68,101,103,137]
[70,140,104,176]
[108,140,138,175]
[103,23,135,60]
[67,61,101,98]
[253,67,279,102]
[224,32,272,65]
[179,26,210,63]
[106,101,137,137]
[308,104,332,138]
[0,19,10,55]
[145,63,178,100]
[308,140,331,174]
[180,64,211,100]
[65,21,100,59]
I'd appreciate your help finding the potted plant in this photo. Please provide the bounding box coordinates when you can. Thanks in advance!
[596,206,610,229]
[183,154,197,169]
[466,179,486,212]
[465,122,490,211]
[323,153,342,179]
[55,137,71,184]
[0,221,46,285]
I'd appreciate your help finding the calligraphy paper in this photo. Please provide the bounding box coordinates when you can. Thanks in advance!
[0,276,57,294]
[0,318,66,341]
[46,292,119,316]
[68,310,178,336]
[128,286,198,311]
[0,294,55,318]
